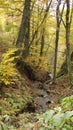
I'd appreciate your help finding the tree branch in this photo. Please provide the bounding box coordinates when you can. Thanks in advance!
[29,0,52,48]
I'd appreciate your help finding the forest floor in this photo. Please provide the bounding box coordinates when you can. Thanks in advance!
[0,43,73,129]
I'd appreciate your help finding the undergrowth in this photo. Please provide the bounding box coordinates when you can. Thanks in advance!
[0,48,18,85]
[25,45,48,71]
[37,95,73,130]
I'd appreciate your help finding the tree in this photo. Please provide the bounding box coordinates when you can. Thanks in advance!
[40,27,45,56]
[57,0,73,84]
[16,0,31,57]
[65,0,73,84]
[40,1,49,56]
[53,0,65,83]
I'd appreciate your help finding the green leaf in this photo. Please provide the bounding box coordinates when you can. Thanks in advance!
[65,111,73,120]
[53,112,65,127]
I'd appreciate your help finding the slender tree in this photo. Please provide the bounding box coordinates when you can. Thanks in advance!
[29,0,52,47]
[57,0,73,81]
[65,0,72,84]
[40,27,45,56]
[40,1,48,56]
[53,0,65,83]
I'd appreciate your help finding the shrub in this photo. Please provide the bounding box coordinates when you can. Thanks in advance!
[25,46,48,71]
[0,48,18,85]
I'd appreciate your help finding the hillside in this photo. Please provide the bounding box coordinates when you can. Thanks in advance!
[0,43,73,130]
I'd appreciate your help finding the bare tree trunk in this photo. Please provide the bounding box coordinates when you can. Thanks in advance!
[40,1,49,57]
[57,0,73,83]
[53,0,61,83]
[66,0,72,84]
[16,0,31,57]
[53,0,66,83]
[40,27,45,56]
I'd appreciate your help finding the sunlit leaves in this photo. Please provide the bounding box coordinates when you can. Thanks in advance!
[0,48,18,85]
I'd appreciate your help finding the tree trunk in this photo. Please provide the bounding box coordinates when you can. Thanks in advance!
[53,0,65,83]
[66,0,72,84]
[40,27,45,56]
[16,0,31,57]
[53,0,61,83]
[57,52,73,77]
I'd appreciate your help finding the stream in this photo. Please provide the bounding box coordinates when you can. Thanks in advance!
[32,81,53,113]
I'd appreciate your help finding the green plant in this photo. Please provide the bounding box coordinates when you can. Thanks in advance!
[27,94,33,104]
[61,95,73,110]
[0,121,16,130]
[36,96,73,130]
[37,108,73,130]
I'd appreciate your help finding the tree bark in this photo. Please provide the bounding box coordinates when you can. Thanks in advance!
[40,27,45,56]
[53,0,65,83]
[53,0,61,83]
[66,0,72,84]
[16,0,31,57]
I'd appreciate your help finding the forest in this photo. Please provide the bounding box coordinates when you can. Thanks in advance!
[0,0,73,129]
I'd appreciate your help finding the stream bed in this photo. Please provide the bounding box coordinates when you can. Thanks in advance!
[32,81,54,113]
